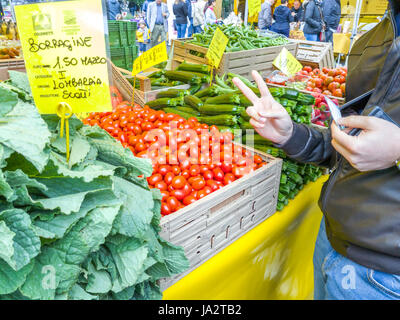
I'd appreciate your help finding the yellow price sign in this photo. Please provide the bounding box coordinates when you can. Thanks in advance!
[132,41,168,76]
[206,27,228,69]
[273,47,303,77]
[14,0,112,114]
[248,0,261,19]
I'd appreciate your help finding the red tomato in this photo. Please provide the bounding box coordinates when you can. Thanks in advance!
[135,142,147,152]
[161,202,171,215]
[164,172,175,185]
[170,189,186,201]
[223,173,236,185]
[202,170,214,180]
[332,88,343,98]
[212,168,224,181]
[206,179,219,191]
[183,195,196,206]
[182,183,192,196]
[166,196,179,211]
[197,189,208,199]
[189,165,201,177]
[203,186,213,195]
[160,190,169,202]
[181,169,190,179]
[158,164,171,176]
[254,155,263,164]
[171,176,187,189]
[147,173,163,186]
[191,177,206,190]
[171,165,181,175]
[154,181,168,191]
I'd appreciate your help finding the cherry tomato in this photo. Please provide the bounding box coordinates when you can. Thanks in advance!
[183,195,196,206]
[212,168,224,182]
[161,202,171,215]
[171,176,187,189]
[182,183,192,196]
[154,181,168,191]
[203,186,213,195]
[197,189,208,199]
[171,165,181,175]
[220,162,232,173]
[202,170,214,180]
[181,169,190,179]
[254,155,263,164]
[223,173,236,185]
[135,142,147,152]
[206,179,219,191]
[147,173,163,186]
[164,172,175,185]
[191,177,206,191]
[189,165,201,177]
[160,190,169,202]
[166,196,179,211]
[170,189,186,201]
[158,164,171,176]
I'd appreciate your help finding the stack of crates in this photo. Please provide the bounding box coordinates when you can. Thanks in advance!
[108,20,138,71]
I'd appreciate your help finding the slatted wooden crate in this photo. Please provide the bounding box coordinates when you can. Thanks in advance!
[172,39,298,80]
[0,58,25,70]
[158,148,282,290]
[293,40,335,69]
[111,62,190,106]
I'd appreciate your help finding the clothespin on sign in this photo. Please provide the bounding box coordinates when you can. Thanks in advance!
[57,102,73,162]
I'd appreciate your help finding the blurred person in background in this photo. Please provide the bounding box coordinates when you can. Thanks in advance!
[258,0,275,30]
[173,0,189,39]
[323,0,341,43]
[303,0,324,41]
[291,0,304,23]
[192,0,205,34]
[270,0,294,37]
[106,0,122,20]
[204,0,217,26]
[147,0,169,47]
[136,20,149,55]
[186,0,193,37]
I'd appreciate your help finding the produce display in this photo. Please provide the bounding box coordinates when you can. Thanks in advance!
[83,102,268,216]
[187,24,289,52]
[0,40,22,59]
[0,21,19,41]
[310,91,340,127]
[0,72,188,300]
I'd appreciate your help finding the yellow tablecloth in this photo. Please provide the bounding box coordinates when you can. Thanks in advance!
[163,176,328,300]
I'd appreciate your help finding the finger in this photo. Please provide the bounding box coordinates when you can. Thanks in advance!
[250,118,266,128]
[331,121,357,151]
[232,77,259,104]
[331,138,354,165]
[247,106,266,123]
[337,115,374,130]
[252,70,271,98]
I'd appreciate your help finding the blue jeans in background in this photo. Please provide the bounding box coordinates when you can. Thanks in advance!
[313,217,400,300]
[187,17,193,37]
[270,25,289,38]
[176,23,187,39]
[304,33,319,41]
[139,42,147,54]
[193,25,202,34]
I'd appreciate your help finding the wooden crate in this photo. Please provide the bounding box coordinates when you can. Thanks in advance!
[0,58,25,70]
[111,62,190,106]
[159,149,282,290]
[172,39,298,80]
[293,40,335,69]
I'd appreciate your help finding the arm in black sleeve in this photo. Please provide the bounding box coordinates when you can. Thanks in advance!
[304,2,321,29]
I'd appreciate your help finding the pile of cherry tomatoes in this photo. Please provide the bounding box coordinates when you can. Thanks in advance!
[83,101,267,216]
[297,66,347,98]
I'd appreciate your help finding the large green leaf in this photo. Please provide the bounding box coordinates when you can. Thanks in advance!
[0,260,34,295]
[0,209,41,271]
[0,100,50,171]
[0,221,15,266]
[0,86,18,116]
[8,71,32,96]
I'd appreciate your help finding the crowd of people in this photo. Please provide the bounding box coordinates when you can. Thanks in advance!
[259,0,341,42]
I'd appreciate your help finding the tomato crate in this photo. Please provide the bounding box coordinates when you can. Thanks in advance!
[171,39,298,80]
[292,40,335,70]
[158,149,282,290]
[111,62,190,106]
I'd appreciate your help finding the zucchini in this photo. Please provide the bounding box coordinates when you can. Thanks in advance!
[205,93,241,105]
[176,62,210,74]
[200,114,238,126]
[240,108,250,121]
[240,121,253,130]
[156,89,189,99]
[175,106,201,116]
[163,107,193,119]
[242,134,272,146]
[194,85,219,98]
[239,94,253,107]
[199,104,244,115]
[145,97,184,109]
[184,95,204,110]
[190,84,202,95]
[164,70,201,85]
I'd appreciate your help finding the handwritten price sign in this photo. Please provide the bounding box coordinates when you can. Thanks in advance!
[273,47,303,77]
[248,0,261,18]
[206,27,229,69]
[132,41,168,76]
[14,0,112,114]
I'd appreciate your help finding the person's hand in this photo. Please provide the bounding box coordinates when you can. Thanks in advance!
[232,70,293,145]
[331,116,400,171]
[162,12,167,17]
[291,12,296,16]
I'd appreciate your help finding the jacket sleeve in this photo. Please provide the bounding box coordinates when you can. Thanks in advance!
[266,6,272,27]
[183,3,188,17]
[304,2,321,29]
[288,8,294,23]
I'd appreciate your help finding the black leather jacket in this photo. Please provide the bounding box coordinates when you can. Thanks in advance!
[280,0,400,274]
